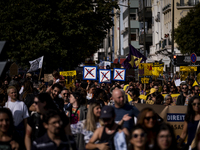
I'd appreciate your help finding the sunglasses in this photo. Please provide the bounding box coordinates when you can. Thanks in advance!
[132,133,146,138]
[182,87,187,89]
[192,103,200,106]
[34,101,39,105]
[144,116,156,121]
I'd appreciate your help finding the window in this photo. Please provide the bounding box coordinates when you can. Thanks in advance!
[131,34,136,41]
[130,8,138,20]
[130,14,136,20]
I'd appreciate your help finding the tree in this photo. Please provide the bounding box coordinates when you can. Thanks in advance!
[0,0,118,72]
[174,3,200,55]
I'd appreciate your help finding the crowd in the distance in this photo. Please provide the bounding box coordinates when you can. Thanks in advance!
[0,71,199,150]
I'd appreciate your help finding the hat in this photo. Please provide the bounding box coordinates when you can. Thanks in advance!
[149,88,157,94]
[100,106,115,119]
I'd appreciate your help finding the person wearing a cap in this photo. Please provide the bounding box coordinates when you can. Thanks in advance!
[112,88,139,133]
[85,106,129,150]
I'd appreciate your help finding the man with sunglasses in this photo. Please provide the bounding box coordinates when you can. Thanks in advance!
[86,106,128,150]
[176,83,189,105]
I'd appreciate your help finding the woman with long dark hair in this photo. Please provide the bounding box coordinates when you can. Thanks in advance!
[153,123,177,150]
[137,107,160,148]
[0,108,21,149]
[161,84,169,94]
[179,95,200,149]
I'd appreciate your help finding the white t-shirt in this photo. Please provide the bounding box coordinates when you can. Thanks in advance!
[5,100,29,126]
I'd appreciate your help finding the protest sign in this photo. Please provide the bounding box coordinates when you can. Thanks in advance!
[113,68,126,81]
[160,105,187,143]
[60,71,77,88]
[44,74,54,82]
[60,70,76,77]
[83,66,97,80]
[28,56,44,72]
[99,69,111,83]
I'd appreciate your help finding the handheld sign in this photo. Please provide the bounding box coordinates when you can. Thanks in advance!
[113,68,126,81]
[83,66,97,80]
[99,69,111,83]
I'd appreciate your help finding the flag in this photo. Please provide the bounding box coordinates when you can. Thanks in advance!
[122,44,146,69]
[28,56,44,72]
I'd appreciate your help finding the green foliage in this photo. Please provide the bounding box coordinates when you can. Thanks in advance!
[0,0,118,72]
[174,3,200,55]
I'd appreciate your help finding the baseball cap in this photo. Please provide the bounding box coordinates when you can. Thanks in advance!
[100,106,115,119]
[149,88,157,94]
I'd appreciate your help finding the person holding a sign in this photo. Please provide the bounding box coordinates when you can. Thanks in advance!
[179,96,200,148]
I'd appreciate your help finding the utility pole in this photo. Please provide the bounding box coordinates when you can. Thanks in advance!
[118,11,121,56]
[143,0,146,62]
[128,0,131,46]
[171,0,174,76]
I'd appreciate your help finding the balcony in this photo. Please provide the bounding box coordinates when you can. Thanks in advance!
[155,38,172,55]
[162,4,171,14]
[176,1,199,9]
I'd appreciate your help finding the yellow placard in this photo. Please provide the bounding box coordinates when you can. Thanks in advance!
[139,63,153,76]
[141,77,150,84]
[60,70,76,77]
[180,66,197,72]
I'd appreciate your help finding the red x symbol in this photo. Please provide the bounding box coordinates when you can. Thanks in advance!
[101,71,109,82]
[114,70,124,79]
[84,68,95,78]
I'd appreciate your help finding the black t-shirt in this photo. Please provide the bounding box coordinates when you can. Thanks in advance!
[27,113,46,141]
[0,141,11,150]
[54,97,64,111]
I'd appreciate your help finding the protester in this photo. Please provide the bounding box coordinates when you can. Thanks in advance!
[5,86,29,139]
[112,88,139,132]
[86,84,95,100]
[85,106,129,150]
[176,83,189,105]
[25,93,58,150]
[185,85,200,106]
[153,123,177,150]
[161,84,169,94]
[169,84,177,94]
[52,70,65,84]
[49,83,64,111]
[0,108,21,150]
[129,125,149,150]
[179,95,200,149]
[89,88,106,107]
[137,107,160,148]
[163,94,173,106]
[67,91,87,124]
[129,88,143,105]
[32,109,76,150]
[21,80,37,113]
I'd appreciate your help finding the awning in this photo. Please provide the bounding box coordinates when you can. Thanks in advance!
[113,58,126,64]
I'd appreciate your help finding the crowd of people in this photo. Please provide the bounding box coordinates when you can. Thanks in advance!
[0,71,200,150]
